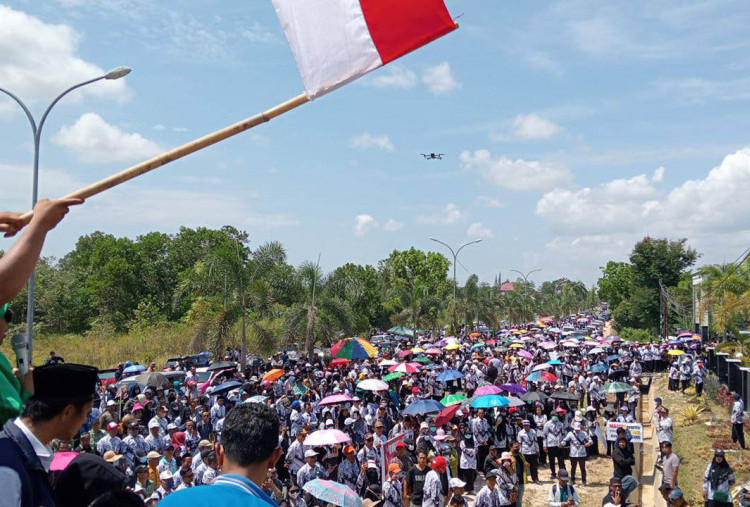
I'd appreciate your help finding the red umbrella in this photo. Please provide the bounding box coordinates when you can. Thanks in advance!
[330,358,350,367]
[435,404,461,427]
[398,350,413,358]
[389,362,420,373]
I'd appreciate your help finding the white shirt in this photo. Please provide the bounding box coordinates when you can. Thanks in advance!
[0,418,55,507]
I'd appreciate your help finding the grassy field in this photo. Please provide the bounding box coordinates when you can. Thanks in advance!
[651,374,750,503]
[0,323,201,369]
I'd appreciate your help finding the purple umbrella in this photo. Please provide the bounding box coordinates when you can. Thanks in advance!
[500,383,527,395]
[517,349,533,360]
[475,384,503,395]
[434,339,448,347]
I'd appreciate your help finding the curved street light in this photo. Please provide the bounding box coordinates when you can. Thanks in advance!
[0,66,131,363]
[429,237,483,305]
[510,268,542,296]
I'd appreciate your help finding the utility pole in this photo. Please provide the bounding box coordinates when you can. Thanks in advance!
[659,279,669,339]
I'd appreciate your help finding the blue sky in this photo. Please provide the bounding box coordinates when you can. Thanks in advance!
[2,0,750,285]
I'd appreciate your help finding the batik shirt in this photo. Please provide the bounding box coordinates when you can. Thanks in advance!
[472,417,492,446]
[336,458,359,490]
[474,485,501,507]
[421,469,443,507]
[296,462,328,488]
[382,478,403,507]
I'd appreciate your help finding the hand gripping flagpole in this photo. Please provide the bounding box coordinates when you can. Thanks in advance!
[17,92,309,222]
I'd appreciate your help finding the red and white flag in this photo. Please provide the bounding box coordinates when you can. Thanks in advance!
[272,0,457,99]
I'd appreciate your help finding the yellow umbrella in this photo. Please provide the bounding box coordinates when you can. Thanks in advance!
[509,343,524,348]
[412,347,425,353]
[444,343,460,351]
[512,330,523,335]
[667,349,685,356]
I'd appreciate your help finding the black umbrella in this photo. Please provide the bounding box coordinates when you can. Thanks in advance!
[134,371,168,388]
[550,391,580,401]
[207,361,236,371]
[521,391,548,403]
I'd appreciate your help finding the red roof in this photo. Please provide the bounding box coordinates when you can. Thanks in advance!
[499,282,515,292]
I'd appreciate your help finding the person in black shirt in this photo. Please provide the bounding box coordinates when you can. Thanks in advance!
[405,451,429,506]
[45,350,65,365]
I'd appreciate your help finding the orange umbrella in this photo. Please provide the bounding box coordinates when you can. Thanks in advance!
[262,369,284,382]
[470,332,481,337]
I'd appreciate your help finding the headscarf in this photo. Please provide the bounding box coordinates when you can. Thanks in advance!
[708,453,733,491]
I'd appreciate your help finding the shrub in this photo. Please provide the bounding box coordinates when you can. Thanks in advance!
[678,405,706,425]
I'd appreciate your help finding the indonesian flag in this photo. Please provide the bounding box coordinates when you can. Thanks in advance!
[272,0,457,99]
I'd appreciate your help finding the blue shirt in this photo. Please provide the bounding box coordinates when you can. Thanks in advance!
[159,473,278,507]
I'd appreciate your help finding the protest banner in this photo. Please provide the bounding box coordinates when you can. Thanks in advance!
[382,432,406,486]
[606,421,644,443]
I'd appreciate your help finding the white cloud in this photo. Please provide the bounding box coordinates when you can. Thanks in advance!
[350,132,395,152]
[172,127,189,133]
[416,203,464,225]
[241,22,278,44]
[460,149,572,192]
[422,62,460,95]
[52,113,163,163]
[476,196,504,208]
[467,222,494,239]
[491,113,562,141]
[382,219,403,232]
[353,214,378,236]
[368,65,417,89]
[152,124,166,130]
[653,76,750,104]
[652,166,665,182]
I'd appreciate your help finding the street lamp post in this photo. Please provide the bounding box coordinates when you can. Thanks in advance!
[510,268,542,296]
[429,237,483,306]
[0,66,131,364]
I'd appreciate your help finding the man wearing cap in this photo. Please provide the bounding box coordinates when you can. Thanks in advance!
[123,421,149,468]
[616,406,636,424]
[337,444,359,491]
[560,422,591,485]
[146,420,169,453]
[548,469,580,506]
[383,462,403,507]
[97,420,123,455]
[390,440,413,481]
[0,362,98,507]
[358,432,382,472]
[474,469,502,507]
[517,419,540,484]
[731,392,747,449]
[543,415,566,480]
[0,304,34,428]
[423,456,446,507]
[154,470,175,499]
[285,429,307,483]
[297,449,327,488]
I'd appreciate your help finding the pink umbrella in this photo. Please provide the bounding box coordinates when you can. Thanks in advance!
[51,452,79,472]
[398,350,413,358]
[319,394,354,406]
[533,363,552,371]
[424,348,443,355]
[475,384,503,395]
[304,429,351,446]
[540,341,557,349]
[390,362,420,373]
[517,350,533,360]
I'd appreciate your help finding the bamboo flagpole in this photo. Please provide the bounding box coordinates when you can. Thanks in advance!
[18,92,310,222]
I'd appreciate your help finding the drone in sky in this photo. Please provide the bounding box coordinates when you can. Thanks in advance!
[421,153,445,160]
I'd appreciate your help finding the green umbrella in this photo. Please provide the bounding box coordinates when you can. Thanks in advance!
[601,382,632,394]
[388,326,414,337]
[382,372,404,382]
[412,356,432,364]
[440,393,467,406]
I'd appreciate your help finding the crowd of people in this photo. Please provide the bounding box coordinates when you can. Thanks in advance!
[0,201,746,507]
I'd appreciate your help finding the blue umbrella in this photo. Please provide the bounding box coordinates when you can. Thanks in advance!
[471,343,485,349]
[547,359,563,365]
[606,354,620,362]
[472,395,510,408]
[403,399,445,415]
[211,380,243,396]
[589,363,608,373]
[123,364,146,374]
[436,369,464,382]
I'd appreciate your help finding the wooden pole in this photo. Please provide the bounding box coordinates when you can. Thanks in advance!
[18,92,310,221]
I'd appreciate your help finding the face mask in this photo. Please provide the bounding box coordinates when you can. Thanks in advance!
[464,434,472,439]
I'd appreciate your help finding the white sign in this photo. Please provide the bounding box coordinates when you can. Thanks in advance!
[606,421,644,443]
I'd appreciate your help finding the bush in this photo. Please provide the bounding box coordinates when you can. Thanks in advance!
[678,405,706,425]
[618,327,655,343]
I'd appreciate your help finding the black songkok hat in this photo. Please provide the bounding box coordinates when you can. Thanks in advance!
[33,363,98,399]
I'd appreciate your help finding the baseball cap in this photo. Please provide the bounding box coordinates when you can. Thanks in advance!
[304,450,318,458]
[449,478,466,488]
[107,422,118,430]
[500,452,513,462]
[485,469,500,479]
[159,471,173,481]
[367,459,378,469]
[343,445,355,454]
[396,441,407,449]
[167,423,178,430]
[107,400,116,407]
[388,463,402,473]
[557,469,570,481]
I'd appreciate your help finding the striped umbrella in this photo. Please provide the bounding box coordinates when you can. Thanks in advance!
[389,362,420,373]
[330,338,377,359]
[525,371,557,382]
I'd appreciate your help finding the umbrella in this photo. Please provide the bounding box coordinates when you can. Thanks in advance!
[562,342,578,348]
[540,341,557,349]
[379,359,398,366]
[677,332,693,338]
[587,347,604,355]
[440,393,467,406]
[589,363,608,373]
[517,350,533,359]
[123,364,146,374]
[505,396,526,407]
[525,371,557,382]
[388,326,414,337]
[508,343,524,349]
[207,361,235,371]
[584,340,600,346]
[471,343,485,350]
[319,394,354,406]
[533,363,552,371]
[444,343,460,351]
[51,452,79,472]
[470,332,482,337]
[521,391,549,402]
[551,391,580,401]
[398,350,414,358]
[303,479,363,507]
[500,383,527,395]
[211,380,243,396]
[403,399,445,415]
[246,395,269,403]
[357,379,388,392]
[330,358,351,367]
[602,382,633,394]
[424,348,443,355]
[606,354,621,362]
[475,384,503,395]
[262,369,285,382]
[389,362,420,373]
[382,372,404,382]
[412,347,425,353]
[435,404,461,427]
[436,369,464,382]
[434,339,448,347]
[134,371,169,388]
[412,356,432,364]
[667,349,685,356]
[304,429,351,446]
[547,359,563,365]
[472,395,510,408]
[331,338,377,360]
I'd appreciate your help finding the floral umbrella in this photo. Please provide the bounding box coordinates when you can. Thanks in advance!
[302,479,363,507]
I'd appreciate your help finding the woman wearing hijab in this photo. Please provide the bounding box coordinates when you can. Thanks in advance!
[458,428,477,494]
[702,449,735,506]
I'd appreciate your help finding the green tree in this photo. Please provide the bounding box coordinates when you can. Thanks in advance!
[597,261,632,310]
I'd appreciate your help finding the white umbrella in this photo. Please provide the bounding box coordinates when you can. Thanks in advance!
[378,359,398,367]
[357,379,389,392]
[505,396,525,407]
[304,429,351,446]
[533,363,552,371]
[587,347,604,355]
